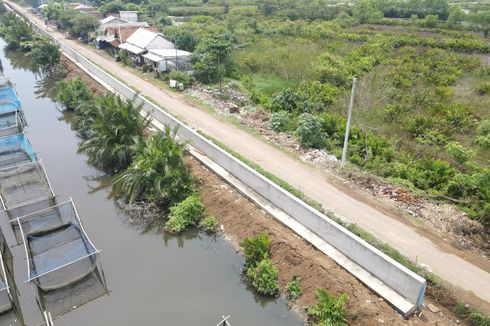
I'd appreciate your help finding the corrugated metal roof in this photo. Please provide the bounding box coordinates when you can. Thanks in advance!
[142,53,164,62]
[100,16,118,25]
[119,42,145,55]
[148,49,191,59]
[124,28,160,49]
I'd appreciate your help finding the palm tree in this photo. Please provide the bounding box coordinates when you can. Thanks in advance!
[78,94,151,174]
[0,13,35,50]
[114,126,195,206]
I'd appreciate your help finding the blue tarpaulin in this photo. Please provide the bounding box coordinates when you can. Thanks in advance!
[0,133,37,169]
[0,87,21,115]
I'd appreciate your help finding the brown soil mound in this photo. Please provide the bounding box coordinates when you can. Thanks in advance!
[188,157,466,325]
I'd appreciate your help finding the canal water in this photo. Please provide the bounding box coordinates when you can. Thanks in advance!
[0,38,303,326]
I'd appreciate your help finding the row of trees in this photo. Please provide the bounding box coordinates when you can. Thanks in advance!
[42,3,99,39]
[0,12,60,70]
[55,77,212,233]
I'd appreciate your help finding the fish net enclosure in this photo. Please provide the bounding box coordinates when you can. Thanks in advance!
[16,199,100,292]
[0,229,12,315]
[0,86,21,115]
[0,228,23,326]
[0,134,36,169]
[36,268,108,319]
[0,161,54,211]
[0,111,24,138]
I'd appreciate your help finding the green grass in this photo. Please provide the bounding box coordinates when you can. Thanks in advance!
[244,73,295,98]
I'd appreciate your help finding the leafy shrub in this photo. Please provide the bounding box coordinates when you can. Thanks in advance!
[23,37,60,68]
[269,89,300,112]
[201,215,218,233]
[168,70,193,87]
[446,173,479,200]
[408,159,454,191]
[246,257,279,296]
[475,81,490,95]
[454,301,470,318]
[296,113,324,148]
[308,289,349,326]
[118,49,131,66]
[470,311,490,326]
[268,111,290,132]
[78,94,150,173]
[56,77,93,111]
[285,277,303,301]
[240,233,271,268]
[114,127,195,205]
[476,119,490,149]
[445,142,474,165]
[479,67,490,77]
[315,52,351,87]
[165,195,206,233]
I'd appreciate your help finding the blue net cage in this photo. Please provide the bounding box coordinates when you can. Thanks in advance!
[0,111,25,138]
[14,199,100,292]
[0,86,21,115]
[0,133,37,169]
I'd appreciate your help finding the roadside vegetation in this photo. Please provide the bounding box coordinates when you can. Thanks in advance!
[41,2,99,39]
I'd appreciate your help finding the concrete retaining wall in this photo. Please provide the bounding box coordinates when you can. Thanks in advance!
[21,9,426,314]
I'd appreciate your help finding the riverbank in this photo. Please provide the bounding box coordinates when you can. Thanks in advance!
[56,52,474,325]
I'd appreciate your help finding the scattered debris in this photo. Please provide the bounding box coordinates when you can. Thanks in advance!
[300,149,339,166]
[428,304,440,313]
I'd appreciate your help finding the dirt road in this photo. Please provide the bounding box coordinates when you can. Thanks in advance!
[9,2,490,306]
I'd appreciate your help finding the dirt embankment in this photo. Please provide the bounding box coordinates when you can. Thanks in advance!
[60,51,472,325]
[60,55,107,94]
[188,157,467,326]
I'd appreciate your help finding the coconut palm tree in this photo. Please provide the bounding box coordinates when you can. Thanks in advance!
[0,12,34,50]
[78,94,151,173]
[114,126,195,206]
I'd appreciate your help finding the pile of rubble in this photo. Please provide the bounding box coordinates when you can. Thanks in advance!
[300,149,339,166]
[186,85,251,116]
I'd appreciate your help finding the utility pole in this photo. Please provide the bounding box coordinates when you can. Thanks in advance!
[341,77,357,167]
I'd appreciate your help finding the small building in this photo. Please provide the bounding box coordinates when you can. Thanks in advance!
[98,16,128,32]
[119,11,139,23]
[143,49,193,73]
[118,28,175,65]
[96,25,156,52]
[71,3,103,19]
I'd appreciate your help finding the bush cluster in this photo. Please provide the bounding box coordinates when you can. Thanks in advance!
[56,77,93,112]
[201,215,218,233]
[308,289,349,326]
[285,277,303,301]
[165,195,206,233]
[240,233,279,296]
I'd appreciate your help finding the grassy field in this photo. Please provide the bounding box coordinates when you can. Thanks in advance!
[160,2,490,225]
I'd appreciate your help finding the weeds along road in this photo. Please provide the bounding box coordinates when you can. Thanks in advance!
[9,1,490,306]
